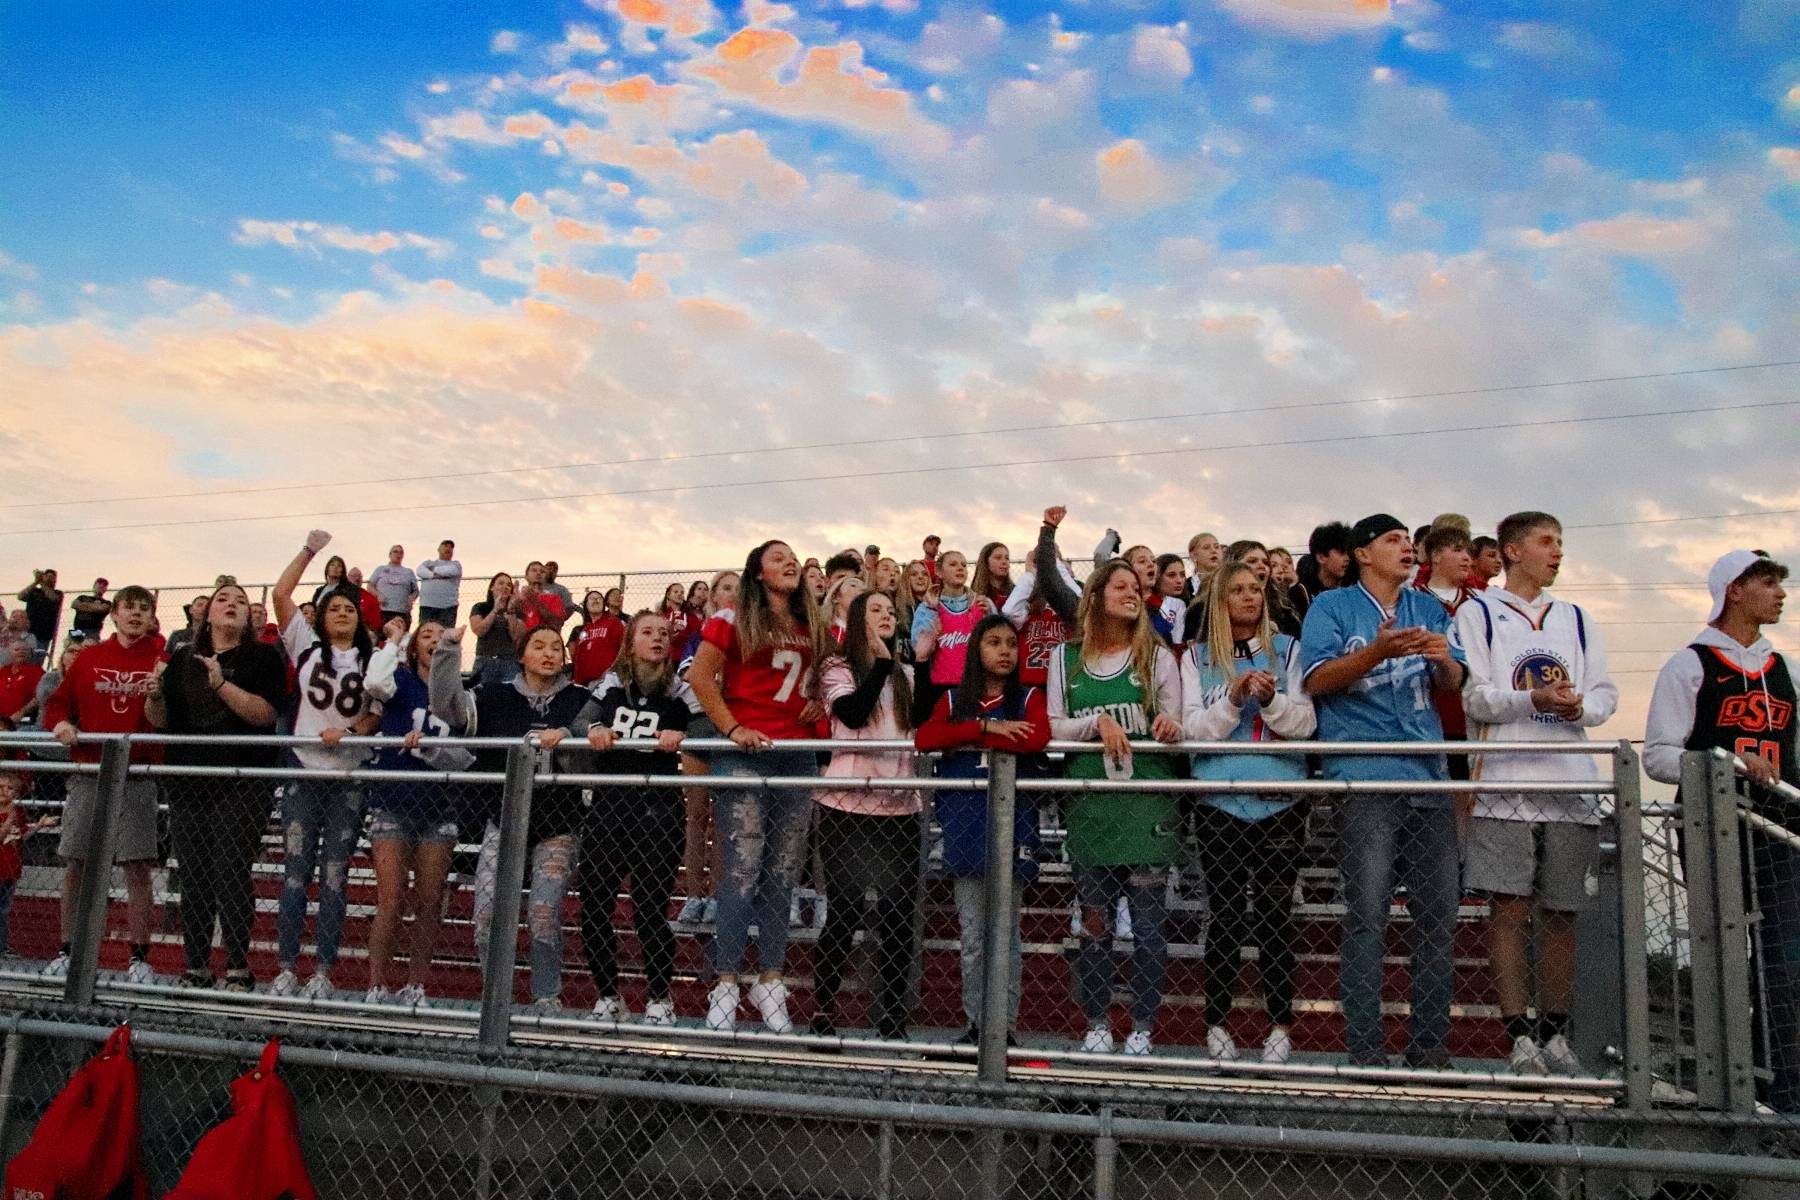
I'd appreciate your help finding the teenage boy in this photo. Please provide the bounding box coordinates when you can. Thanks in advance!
[71,579,112,637]
[42,585,165,983]
[1456,512,1618,1075]
[1302,514,1466,1067]
[416,539,463,627]
[368,545,419,630]
[921,534,943,581]
[1645,550,1797,1110]
[1299,522,1355,601]
[1469,537,1502,591]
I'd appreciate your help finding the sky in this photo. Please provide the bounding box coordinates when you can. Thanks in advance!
[3,0,1800,732]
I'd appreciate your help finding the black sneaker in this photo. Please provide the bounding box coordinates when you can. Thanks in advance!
[809,1011,838,1038]
[955,1025,980,1045]
[1347,1048,1391,1068]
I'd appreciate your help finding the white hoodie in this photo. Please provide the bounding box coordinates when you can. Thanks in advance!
[1454,587,1619,824]
[1644,625,1793,785]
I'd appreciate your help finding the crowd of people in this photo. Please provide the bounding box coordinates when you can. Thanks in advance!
[0,510,1792,1096]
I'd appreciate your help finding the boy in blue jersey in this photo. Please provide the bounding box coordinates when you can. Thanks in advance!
[1302,514,1467,1068]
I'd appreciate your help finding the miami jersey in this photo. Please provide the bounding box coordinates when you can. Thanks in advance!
[1300,582,1464,785]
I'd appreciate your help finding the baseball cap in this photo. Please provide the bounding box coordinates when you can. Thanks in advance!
[1350,513,1408,550]
[1707,550,1767,623]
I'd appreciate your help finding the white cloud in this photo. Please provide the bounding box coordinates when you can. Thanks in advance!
[1218,0,1393,41]
[1128,25,1193,81]
[0,250,37,281]
[490,30,522,53]
[234,220,455,259]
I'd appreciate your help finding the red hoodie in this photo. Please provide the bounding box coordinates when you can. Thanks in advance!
[42,634,166,763]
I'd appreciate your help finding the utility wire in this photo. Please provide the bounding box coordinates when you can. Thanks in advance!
[5,357,1798,511]
[1,396,1795,537]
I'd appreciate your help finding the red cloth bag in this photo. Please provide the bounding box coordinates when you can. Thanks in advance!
[3,1024,149,1200]
[165,1039,314,1200]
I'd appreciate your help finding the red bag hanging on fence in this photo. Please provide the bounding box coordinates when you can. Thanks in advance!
[3,1024,149,1200]
[165,1039,314,1200]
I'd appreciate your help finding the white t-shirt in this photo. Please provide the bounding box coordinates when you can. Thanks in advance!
[284,612,374,770]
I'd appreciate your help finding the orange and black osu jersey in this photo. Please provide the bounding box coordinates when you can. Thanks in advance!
[1685,643,1797,796]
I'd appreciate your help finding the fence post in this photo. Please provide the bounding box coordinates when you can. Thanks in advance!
[1612,742,1652,1114]
[65,737,131,1007]
[1093,1105,1117,1200]
[979,750,1018,1084]
[478,741,537,1049]
[1680,748,1755,1112]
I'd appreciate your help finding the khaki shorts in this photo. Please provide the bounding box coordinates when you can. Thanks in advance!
[1463,817,1598,912]
[58,775,162,864]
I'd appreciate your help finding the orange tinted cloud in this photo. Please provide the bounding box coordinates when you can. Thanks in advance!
[1219,0,1391,40]
[688,30,946,151]
[611,0,714,38]
[562,126,806,202]
[1096,140,1177,208]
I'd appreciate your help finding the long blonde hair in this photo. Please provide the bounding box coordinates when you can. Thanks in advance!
[1206,560,1279,684]
[1071,560,1165,716]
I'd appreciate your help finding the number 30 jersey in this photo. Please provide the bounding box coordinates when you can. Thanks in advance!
[700,608,815,739]
[283,611,374,770]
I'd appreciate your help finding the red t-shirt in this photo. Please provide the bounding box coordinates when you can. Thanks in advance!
[0,662,45,723]
[41,633,166,763]
[569,615,626,686]
[700,609,814,739]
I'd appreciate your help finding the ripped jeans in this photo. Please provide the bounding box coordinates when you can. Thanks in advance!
[277,781,366,970]
[474,823,577,1003]
[707,748,819,977]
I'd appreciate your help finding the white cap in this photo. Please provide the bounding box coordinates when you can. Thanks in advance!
[1707,550,1765,623]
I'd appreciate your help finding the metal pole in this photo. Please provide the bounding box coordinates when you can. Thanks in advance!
[1704,750,1756,1113]
[978,750,1018,1084]
[1681,750,1725,1109]
[0,1031,23,1155]
[478,743,537,1049]
[65,738,131,1007]
[1094,1105,1117,1200]
[1612,742,1652,1114]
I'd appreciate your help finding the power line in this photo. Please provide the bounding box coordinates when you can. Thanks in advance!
[6,357,1798,512]
[2,397,1795,537]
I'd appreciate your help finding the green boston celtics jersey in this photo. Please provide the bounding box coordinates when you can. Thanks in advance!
[1059,643,1179,868]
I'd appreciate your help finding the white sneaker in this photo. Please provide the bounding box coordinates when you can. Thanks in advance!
[1510,1035,1550,1076]
[1114,897,1133,940]
[1069,907,1083,937]
[1262,1028,1293,1065]
[1123,1030,1153,1056]
[365,985,393,1004]
[42,953,70,979]
[788,895,803,927]
[1081,1025,1114,1053]
[268,968,300,997]
[124,958,155,985]
[530,995,563,1013]
[706,980,740,1032]
[748,979,793,1034]
[299,972,333,1000]
[809,896,828,931]
[590,995,626,1022]
[395,983,428,1007]
[1207,1025,1240,1062]
[677,896,707,923]
[1541,1033,1583,1077]
[701,897,718,924]
[643,999,677,1027]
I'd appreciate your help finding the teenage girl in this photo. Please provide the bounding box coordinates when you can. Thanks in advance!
[971,543,1014,609]
[1181,561,1316,1064]
[570,590,627,687]
[676,570,737,924]
[1049,560,1184,1056]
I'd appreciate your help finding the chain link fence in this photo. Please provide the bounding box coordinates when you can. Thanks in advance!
[0,732,1795,1194]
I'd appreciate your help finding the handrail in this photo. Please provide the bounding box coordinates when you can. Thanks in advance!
[0,730,1624,756]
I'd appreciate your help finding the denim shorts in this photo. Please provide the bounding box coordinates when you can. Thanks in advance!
[367,807,461,846]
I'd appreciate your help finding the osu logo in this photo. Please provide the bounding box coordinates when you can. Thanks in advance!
[1718,691,1794,734]
[1511,653,1569,692]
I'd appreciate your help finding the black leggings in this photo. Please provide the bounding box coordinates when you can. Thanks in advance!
[579,789,684,999]
[168,779,273,974]
[1197,804,1306,1028]
[813,806,923,1038]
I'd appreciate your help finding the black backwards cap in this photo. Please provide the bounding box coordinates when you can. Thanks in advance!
[1350,513,1408,550]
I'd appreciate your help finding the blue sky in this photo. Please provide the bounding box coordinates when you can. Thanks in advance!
[3,0,1799,719]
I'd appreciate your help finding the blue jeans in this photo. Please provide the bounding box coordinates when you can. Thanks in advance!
[277,780,365,970]
[953,876,1022,1030]
[1072,865,1170,1031]
[707,748,818,977]
[1335,795,1460,1058]
[474,823,577,1003]
[0,878,16,956]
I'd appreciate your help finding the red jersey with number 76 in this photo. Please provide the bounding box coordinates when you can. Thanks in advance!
[701,609,814,739]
